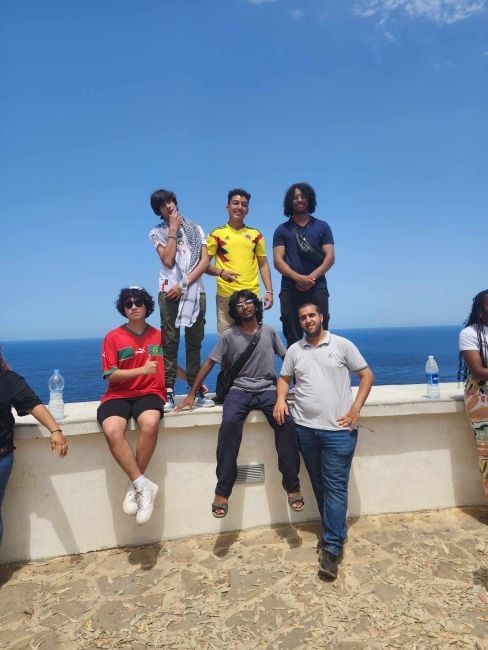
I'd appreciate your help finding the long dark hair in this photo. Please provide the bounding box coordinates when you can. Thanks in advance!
[457,290,488,383]
[0,348,10,373]
[283,182,317,218]
[228,290,263,325]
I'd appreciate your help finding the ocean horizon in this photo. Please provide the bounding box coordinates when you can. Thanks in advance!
[2,325,462,404]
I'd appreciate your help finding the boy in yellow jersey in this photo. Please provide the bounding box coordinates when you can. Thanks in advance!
[207,189,274,335]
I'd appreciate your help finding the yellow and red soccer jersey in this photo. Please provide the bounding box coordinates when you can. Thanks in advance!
[207,223,267,298]
[100,325,166,403]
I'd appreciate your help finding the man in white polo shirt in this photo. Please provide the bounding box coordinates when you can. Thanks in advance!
[273,302,374,579]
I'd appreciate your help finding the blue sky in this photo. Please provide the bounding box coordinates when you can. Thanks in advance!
[2,0,487,340]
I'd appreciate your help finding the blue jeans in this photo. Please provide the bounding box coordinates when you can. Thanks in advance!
[296,425,357,556]
[0,452,14,545]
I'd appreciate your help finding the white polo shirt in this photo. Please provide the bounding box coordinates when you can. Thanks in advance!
[280,331,368,431]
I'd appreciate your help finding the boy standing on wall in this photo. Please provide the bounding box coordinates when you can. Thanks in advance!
[207,189,274,335]
[149,189,215,411]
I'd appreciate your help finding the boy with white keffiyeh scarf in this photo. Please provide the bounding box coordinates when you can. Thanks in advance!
[149,189,215,412]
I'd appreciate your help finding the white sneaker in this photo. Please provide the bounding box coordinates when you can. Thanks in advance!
[136,480,159,525]
[164,389,175,413]
[122,483,138,515]
[195,389,215,408]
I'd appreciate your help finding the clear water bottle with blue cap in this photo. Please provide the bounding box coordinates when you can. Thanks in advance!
[48,369,65,420]
[425,355,440,399]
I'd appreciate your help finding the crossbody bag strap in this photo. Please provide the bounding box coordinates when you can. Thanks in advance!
[228,327,262,381]
[292,224,325,259]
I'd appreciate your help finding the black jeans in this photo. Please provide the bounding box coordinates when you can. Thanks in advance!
[279,286,329,348]
[215,389,300,498]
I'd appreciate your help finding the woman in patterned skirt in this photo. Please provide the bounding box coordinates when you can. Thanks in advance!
[459,290,488,502]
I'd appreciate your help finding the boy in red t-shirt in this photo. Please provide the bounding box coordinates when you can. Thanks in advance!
[97,287,166,525]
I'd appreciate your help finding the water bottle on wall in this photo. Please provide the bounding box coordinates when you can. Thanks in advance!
[48,369,65,420]
[425,355,440,399]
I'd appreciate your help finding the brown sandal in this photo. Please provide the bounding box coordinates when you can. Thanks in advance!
[288,495,305,512]
[212,502,228,518]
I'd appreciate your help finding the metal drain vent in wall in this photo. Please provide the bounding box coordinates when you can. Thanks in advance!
[236,463,265,483]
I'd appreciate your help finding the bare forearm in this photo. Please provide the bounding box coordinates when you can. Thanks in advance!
[276,376,291,401]
[352,369,375,412]
[188,358,216,396]
[206,263,221,277]
[274,255,301,282]
[187,250,209,284]
[310,253,335,280]
[158,240,178,268]
[258,259,273,293]
[107,368,145,382]
[30,404,60,432]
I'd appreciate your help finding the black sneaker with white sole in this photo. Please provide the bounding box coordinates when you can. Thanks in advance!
[318,549,339,579]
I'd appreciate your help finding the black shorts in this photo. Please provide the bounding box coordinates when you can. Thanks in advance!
[97,394,165,424]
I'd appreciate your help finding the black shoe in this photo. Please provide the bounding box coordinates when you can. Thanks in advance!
[318,549,339,579]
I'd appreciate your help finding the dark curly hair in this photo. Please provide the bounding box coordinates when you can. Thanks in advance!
[116,287,155,318]
[457,290,488,383]
[227,188,251,204]
[150,189,178,217]
[283,182,317,218]
[0,348,9,373]
[228,290,263,325]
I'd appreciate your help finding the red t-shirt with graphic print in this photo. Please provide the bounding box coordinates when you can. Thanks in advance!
[100,325,166,403]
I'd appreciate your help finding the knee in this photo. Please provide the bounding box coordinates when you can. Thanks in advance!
[138,422,159,438]
[103,426,126,444]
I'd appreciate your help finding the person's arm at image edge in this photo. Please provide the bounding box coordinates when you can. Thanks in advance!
[29,404,68,457]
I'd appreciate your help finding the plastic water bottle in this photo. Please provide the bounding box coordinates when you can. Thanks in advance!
[425,355,440,399]
[48,369,65,421]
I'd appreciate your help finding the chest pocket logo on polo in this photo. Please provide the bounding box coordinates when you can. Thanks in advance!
[118,347,134,361]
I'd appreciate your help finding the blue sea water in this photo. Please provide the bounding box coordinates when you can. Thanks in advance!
[2,326,461,403]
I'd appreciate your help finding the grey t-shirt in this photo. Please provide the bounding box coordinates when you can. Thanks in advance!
[281,332,368,430]
[209,324,286,392]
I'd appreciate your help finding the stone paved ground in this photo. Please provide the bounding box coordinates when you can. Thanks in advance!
[0,507,487,649]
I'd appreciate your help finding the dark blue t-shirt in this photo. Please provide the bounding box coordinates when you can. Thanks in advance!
[273,217,334,290]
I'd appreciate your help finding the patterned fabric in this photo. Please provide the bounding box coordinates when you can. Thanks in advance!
[100,325,166,403]
[464,375,488,502]
[179,215,203,271]
[152,214,203,327]
[207,223,266,298]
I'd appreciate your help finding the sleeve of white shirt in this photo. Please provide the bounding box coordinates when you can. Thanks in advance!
[148,226,167,249]
[459,327,479,351]
[343,339,368,372]
[280,347,295,377]
[197,225,207,247]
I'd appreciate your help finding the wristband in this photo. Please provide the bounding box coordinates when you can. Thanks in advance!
[220,269,224,277]
[50,429,62,435]
[265,290,273,294]
[167,235,177,241]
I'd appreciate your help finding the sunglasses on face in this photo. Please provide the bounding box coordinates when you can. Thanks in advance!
[124,299,144,309]
[236,299,255,310]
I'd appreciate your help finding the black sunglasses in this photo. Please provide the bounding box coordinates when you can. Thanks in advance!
[124,299,144,309]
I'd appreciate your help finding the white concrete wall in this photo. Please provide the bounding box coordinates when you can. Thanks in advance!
[2,383,484,564]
